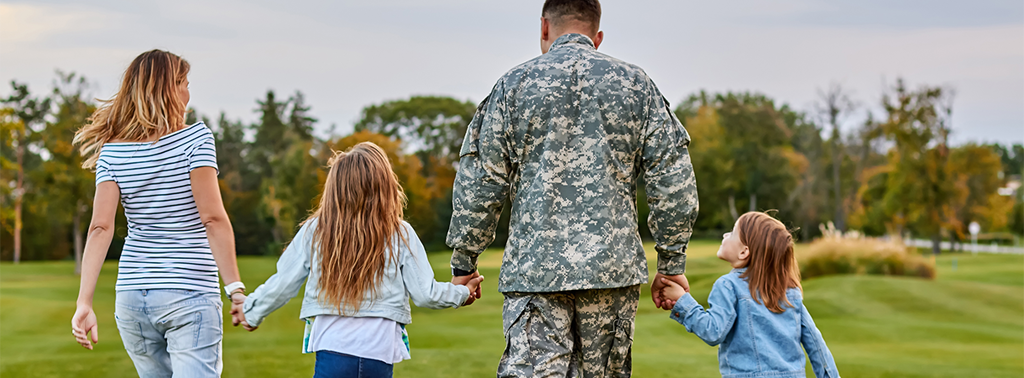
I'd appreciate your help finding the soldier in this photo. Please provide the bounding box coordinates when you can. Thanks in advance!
[447,0,698,376]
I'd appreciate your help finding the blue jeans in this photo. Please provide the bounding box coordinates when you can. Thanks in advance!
[314,351,393,378]
[114,289,223,378]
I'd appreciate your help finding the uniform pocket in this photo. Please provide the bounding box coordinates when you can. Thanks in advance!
[114,313,147,355]
[606,317,634,377]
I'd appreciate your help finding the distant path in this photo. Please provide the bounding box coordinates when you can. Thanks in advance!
[904,239,1024,254]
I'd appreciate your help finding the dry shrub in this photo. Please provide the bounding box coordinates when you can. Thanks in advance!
[798,238,935,280]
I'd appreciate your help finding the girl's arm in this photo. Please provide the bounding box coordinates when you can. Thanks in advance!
[242,221,314,328]
[401,224,478,309]
[71,181,119,350]
[800,303,841,377]
[667,276,738,346]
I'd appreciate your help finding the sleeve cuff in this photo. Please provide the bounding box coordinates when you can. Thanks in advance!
[657,252,687,275]
[242,295,263,328]
[669,292,701,324]
[450,250,479,274]
[457,285,472,307]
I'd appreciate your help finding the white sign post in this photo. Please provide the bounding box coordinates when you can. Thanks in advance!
[969,221,981,255]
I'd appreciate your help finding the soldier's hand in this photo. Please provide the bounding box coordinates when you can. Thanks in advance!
[453,271,483,306]
[651,273,689,310]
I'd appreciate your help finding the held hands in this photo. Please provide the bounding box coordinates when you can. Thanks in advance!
[71,305,99,350]
[453,272,485,306]
[651,273,689,310]
[229,293,256,331]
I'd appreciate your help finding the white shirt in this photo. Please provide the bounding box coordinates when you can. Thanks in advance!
[307,315,411,364]
[96,122,220,293]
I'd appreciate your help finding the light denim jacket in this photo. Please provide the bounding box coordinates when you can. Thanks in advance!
[670,268,840,378]
[243,218,470,327]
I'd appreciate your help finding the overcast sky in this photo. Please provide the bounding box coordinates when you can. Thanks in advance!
[1,0,1021,144]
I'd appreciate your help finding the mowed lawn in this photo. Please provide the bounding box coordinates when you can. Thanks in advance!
[2,240,1022,377]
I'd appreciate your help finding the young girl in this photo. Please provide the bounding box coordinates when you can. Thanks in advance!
[661,212,840,378]
[238,142,483,378]
[71,50,246,377]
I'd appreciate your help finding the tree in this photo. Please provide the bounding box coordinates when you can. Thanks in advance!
[856,79,960,254]
[38,72,96,273]
[0,107,23,257]
[248,90,324,252]
[675,91,806,235]
[947,144,1013,239]
[326,131,440,239]
[354,96,476,164]
[353,96,477,245]
[2,82,51,263]
[815,83,856,231]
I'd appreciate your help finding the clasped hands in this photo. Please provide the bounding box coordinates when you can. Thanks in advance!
[651,273,689,310]
[452,271,485,306]
[229,292,256,332]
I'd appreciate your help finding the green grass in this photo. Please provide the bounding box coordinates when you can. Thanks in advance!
[2,240,1022,377]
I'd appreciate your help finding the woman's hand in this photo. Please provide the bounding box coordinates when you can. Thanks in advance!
[230,292,247,327]
[71,305,99,350]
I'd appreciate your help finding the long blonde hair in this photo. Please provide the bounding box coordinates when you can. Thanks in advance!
[737,212,802,313]
[306,142,408,314]
[74,49,190,169]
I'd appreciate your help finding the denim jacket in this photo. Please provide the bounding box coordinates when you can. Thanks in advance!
[243,219,470,327]
[670,268,840,378]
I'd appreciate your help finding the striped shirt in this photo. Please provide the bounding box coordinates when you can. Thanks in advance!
[96,122,220,293]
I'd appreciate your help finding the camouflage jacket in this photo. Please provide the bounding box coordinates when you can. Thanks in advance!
[447,33,699,293]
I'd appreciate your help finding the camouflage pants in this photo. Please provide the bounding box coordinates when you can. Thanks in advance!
[497,285,641,378]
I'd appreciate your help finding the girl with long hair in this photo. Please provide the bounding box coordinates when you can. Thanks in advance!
[239,142,483,378]
[660,212,841,378]
[70,49,246,377]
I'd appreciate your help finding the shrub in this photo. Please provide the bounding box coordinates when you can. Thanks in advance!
[798,237,936,280]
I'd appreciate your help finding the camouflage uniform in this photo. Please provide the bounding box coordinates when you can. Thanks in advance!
[447,33,698,377]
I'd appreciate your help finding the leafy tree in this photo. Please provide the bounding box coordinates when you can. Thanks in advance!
[36,72,97,272]
[353,96,476,245]
[0,107,23,258]
[947,144,1013,239]
[2,82,51,263]
[326,131,440,241]
[354,96,476,164]
[854,79,960,254]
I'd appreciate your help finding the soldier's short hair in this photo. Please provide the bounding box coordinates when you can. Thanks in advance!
[542,0,601,32]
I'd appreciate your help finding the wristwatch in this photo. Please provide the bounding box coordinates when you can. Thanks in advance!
[452,267,476,277]
[224,281,246,297]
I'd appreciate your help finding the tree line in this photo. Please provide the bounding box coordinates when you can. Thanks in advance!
[2,72,1021,266]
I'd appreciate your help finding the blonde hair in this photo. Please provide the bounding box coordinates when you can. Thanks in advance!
[305,142,408,314]
[74,49,190,169]
[737,211,802,313]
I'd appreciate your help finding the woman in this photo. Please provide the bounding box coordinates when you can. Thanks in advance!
[70,49,245,378]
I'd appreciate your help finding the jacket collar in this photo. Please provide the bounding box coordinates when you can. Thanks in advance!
[550,33,595,50]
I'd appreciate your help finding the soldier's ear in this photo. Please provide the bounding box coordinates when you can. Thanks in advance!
[541,17,550,41]
[593,31,603,49]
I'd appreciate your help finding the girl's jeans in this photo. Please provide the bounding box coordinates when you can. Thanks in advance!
[314,351,393,378]
[114,289,223,378]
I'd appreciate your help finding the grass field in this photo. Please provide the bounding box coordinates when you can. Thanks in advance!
[2,241,1022,377]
